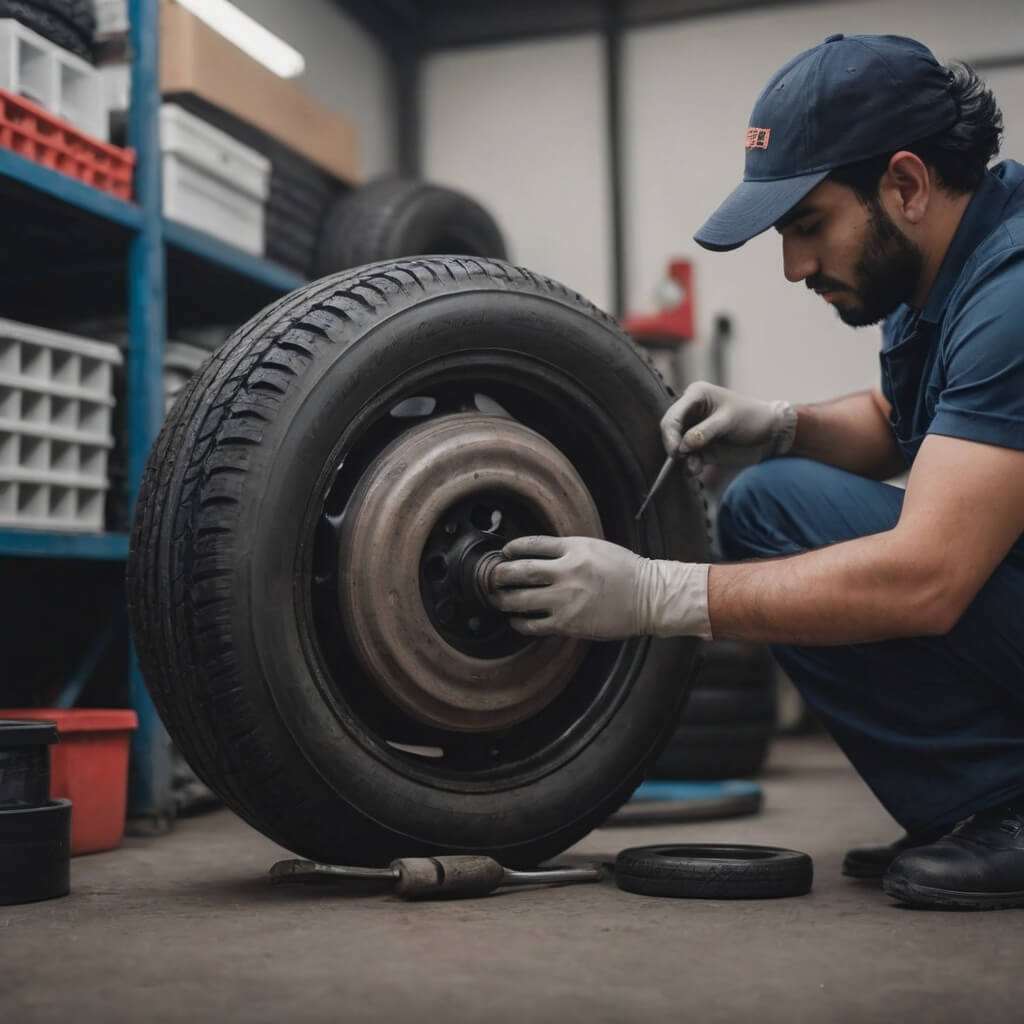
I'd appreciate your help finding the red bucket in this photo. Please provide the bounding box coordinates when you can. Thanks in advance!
[0,709,137,855]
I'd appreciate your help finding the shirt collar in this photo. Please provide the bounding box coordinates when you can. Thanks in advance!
[919,166,1015,325]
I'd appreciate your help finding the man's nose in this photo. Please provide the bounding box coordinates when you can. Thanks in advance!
[782,236,818,284]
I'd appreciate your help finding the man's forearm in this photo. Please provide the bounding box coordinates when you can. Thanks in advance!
[790,390,905,479]
[707,529,953,645]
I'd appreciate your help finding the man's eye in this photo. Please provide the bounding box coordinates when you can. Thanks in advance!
[793,220,821,237]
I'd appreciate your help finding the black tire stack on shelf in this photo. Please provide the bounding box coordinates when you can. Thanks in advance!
[0,0,95,62]
[649,640,778,780]
[162,98,509,281]
[161,93,341,279]
[0,720,71,905]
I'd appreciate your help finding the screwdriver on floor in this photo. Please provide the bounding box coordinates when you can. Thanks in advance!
[269,855,605,900]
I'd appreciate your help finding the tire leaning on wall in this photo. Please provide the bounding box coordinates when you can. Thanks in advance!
[314,178,508,277]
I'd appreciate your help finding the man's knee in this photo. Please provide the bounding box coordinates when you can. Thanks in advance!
[716,457,903,562]
[717,461,799,561]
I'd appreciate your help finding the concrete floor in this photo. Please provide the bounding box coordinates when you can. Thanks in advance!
[4,736,1024,1023]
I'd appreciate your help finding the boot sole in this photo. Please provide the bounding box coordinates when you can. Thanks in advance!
[883,874,1024,910]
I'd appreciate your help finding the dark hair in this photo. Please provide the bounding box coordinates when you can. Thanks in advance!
[829,63,1003,198]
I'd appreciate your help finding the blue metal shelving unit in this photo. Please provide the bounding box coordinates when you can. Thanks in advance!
[0,0,306,825]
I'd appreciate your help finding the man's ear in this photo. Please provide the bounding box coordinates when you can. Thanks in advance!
[881,151,931,225]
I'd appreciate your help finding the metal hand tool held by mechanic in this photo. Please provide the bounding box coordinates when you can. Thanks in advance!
[635,401,708,519]
[269,855,605,901]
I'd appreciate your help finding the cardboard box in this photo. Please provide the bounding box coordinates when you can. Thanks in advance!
[159,0,359,184]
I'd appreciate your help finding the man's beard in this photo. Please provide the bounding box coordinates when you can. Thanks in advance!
[808,201,923,328]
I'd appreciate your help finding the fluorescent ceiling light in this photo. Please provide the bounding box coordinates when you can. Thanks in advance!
[175,0,306,78]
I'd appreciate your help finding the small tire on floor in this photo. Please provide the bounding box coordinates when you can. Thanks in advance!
[615,843,813,900]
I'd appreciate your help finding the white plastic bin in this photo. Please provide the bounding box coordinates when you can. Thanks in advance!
[0,319,121,532]
[160,104,271,255]
[0,18,106,140]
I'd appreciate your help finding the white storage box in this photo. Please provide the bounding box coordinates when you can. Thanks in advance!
[100,63,130,114]
[0,18,107,140]
[160,103,271,255]
[0,319,121,532]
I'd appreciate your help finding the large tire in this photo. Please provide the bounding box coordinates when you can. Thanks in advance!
[127,256,708,866]
[650,723,772,780]
[314,179,507,277]
[0,0,95,61]
[679,685,775,725]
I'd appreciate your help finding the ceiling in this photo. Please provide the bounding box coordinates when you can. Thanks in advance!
[334,0,815,54]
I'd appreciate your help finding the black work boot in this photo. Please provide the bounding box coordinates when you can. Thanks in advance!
[883,802,1024,909]
[842,830,944,879]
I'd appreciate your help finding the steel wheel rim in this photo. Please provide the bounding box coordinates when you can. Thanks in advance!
[338,412,603,732]
[302,352,654,792]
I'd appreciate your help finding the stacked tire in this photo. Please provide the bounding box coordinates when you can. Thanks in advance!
[0,720,71,905]
[0,0,95,61]
[649,640,777,780]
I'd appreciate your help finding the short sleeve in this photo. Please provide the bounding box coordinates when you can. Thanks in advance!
[929,248,1024,451]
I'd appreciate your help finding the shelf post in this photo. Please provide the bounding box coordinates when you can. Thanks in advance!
[126,0,173,826]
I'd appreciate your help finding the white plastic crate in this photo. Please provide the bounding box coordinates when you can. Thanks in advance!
[0,18,107,141]
[160,104,271,255]
[0,319,121,532]
[94,0,129,36]
[100,62,129,114]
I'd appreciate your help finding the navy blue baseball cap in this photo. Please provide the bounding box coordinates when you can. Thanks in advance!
[694,34,959,252]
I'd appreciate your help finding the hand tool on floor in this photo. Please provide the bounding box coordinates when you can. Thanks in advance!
[269,854,605,901]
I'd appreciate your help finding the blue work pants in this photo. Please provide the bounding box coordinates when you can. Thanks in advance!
[716,457,1024,834]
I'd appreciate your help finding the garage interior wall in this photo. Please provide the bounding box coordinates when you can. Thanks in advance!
[422,34,613,312]
[423,0,1024,404]
[232,0,397,177]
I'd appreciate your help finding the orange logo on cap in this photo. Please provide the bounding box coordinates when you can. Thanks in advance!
[745,127,771,150]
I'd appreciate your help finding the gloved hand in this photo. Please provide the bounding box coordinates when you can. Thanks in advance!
[661,381,798,475]
[488,536,712,641]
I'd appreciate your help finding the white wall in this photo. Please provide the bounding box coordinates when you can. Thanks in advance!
[423,1,1024,404]
[233,0,397,177]
[625,0,1024,402]
[422,35,612,310]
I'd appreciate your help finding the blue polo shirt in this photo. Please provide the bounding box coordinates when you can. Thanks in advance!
[880,160,1024,464]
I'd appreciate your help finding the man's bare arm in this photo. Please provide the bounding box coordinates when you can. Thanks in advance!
[708,434,1024,644]
[790,389,906,479]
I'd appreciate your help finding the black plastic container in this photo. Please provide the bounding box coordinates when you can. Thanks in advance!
[0,719,58,809]
[0,799,72,905]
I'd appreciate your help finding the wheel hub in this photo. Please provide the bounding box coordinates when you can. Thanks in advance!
[338,412,603,732]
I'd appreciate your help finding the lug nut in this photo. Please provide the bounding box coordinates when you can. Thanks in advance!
[474,550,508,607]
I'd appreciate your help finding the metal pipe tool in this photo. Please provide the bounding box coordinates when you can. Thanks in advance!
[269,855,605,901]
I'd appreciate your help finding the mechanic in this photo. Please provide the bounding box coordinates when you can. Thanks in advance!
[492,34,1024,910]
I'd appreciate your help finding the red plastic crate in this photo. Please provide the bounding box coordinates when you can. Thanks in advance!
[0,88,136,200]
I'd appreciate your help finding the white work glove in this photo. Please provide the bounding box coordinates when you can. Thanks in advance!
[662,381,797,475]
[488,536,712,641]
